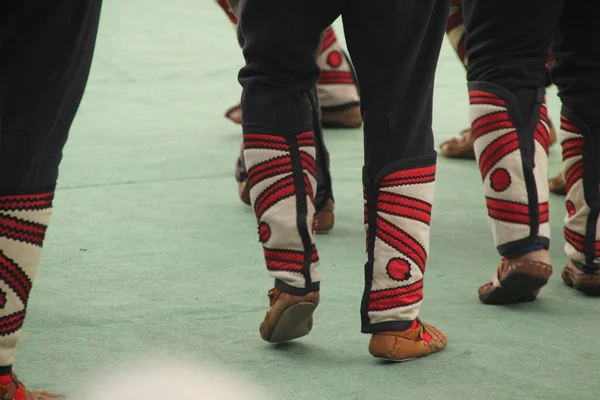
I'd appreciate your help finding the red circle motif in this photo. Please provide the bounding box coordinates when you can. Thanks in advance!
[258,222,271,243]
[490,168,512,192]
[386,258,412,282]
[327,51,343,68]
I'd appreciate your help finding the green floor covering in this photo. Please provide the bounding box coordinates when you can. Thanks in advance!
[16,1,600,399]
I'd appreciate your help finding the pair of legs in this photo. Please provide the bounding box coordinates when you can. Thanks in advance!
[239,0,449,360]
[464,0,600,301]
[0,1,103,397]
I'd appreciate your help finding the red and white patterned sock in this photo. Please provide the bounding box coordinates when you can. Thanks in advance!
[561,112,600,268]
[243,132,320,294]
[0,189,53,371]
[468,83,550,255]
[362,158,436,333]
[316,27,360,110]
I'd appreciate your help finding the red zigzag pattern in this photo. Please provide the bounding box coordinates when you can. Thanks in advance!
[369,280,424,312]
[264,246,319,273]
[564,227,600,258]
[561,116,584,193]
[469,90,550,180]
[0,252,31,306]
[0,214,47,246]
[0,193,53,212]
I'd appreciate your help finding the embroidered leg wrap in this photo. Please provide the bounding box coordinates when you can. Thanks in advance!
[561,111,600,270]
[468,82,550,255]
[243,132,321,294]
[361,156,436,333]
[0,189,53,370]
[316,27,360,110]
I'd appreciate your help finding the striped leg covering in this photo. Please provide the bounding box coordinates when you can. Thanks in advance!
[243,132,321,294]
[361,156,436,333]
[468,83,550,255]
[0,189,53,371]
[561,111,600,269]
[316,27,360,110]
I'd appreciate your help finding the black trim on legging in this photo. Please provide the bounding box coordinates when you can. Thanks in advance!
[287,125,315,290]
[308,89,334,211]
[276,279,320,295]
[468,82,548,254]
[367,320,414,334]
[360,168,376,333]
[498,237,550,256]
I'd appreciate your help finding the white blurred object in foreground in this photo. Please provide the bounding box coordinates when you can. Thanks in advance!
[74,358,272,400]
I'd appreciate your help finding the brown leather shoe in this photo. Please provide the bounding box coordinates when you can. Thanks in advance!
[0,374,64,400]
[561,261,600,296]
[321,105,362,129]
[225,102,363,129]
[224,103,243,125]
[260,288,319,343]
[548,172,566,195]
[315,199,334,234]
[238,179,251,206]
[439,128,475,159]
[479,249,553,304]
[440,120,557,160]
[369,319,447,362]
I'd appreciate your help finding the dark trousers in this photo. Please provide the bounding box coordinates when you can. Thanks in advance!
[239,0,449,179]
[464,0,600,130]
[0,0,103,191]
[239,0,449,332]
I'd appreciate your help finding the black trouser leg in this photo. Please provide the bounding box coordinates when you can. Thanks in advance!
[238,0,342,293]
[463,0,561,256]
[341,0,449,333]
[0,0,103,189]
[0,0,102,370]
[552,1,600,269]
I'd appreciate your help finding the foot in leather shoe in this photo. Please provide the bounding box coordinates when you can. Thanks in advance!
[260,289,319,343]
[562,261,600,296]
[321,105,362,129]
[238,178,251,206]
[0,374,64,400]
[439,128,475,159]
[369,318,447,362]
[440,117,556,160]
[548,172,566,195]
[315,200,334,233]
[225,103,243,124]
[479,249,553,305]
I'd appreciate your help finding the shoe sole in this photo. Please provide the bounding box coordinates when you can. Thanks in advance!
[268,302,316,343]
[372,356,416,363]
[562,272,600,296]
[480,273,548,305]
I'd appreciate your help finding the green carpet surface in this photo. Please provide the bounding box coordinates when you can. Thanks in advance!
[17,1,600,399]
